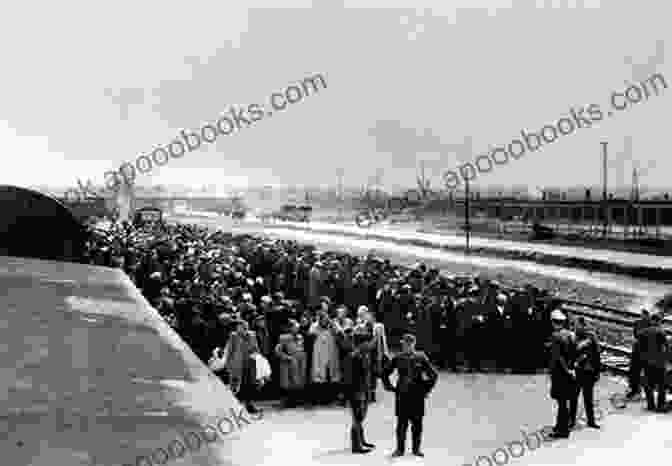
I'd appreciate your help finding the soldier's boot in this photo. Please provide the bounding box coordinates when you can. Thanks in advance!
[392,424,406,457]
[351,425,371,454]
[411,420,424,456]
[360,426,375,449]
[644,387,656,411]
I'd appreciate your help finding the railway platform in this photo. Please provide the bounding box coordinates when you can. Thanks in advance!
[230,372,670,466]
[2,253,668,466]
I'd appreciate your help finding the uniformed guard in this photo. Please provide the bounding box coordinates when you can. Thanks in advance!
[383,333,438,457]
[548,309,576,439]
[569,317,601,429]
[638,313,668,412]
[343,326,376,454]
[626,309,650,399]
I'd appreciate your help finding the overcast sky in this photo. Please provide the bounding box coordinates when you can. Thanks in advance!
[0,0,669,192]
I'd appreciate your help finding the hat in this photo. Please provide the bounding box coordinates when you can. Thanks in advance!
[550,309,566,321]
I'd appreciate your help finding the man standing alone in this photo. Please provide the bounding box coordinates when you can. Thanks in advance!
[383,333,438,457]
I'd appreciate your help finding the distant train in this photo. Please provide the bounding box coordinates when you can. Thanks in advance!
[273,204,312,222]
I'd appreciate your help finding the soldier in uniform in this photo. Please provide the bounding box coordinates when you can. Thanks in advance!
[569,317,601,429]
[638,313,668,412]
[343,326,376,454]
[548,310,576,439]
[383,333,438,457]
[626,309,650,399]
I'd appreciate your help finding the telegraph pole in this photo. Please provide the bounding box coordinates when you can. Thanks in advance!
[462,135,473,254]
[601,141,608,237]
[465,176,471,254]
[336,168,344,222]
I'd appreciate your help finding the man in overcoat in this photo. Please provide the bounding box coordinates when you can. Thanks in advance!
[548,309,577,439]
[638,313,669,412]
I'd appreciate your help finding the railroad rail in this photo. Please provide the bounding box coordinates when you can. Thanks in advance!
[554,298,672,376]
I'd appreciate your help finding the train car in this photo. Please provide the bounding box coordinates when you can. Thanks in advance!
[231,209,247,220]
[275,204,312,222]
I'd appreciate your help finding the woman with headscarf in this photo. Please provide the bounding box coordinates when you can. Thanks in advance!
[309,311,342,404]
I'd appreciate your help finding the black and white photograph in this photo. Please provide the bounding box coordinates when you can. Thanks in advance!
[0,1,671,465]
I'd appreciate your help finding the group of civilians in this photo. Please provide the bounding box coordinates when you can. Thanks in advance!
[84,219,560,412]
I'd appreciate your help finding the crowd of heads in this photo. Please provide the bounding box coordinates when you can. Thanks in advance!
[85,220,563,382]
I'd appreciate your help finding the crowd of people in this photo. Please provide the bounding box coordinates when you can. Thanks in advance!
[84,220,562,413]
[82,217,672,455]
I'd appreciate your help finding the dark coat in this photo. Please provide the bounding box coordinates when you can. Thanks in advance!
[416,302,441,355]
[343,347,372,401]
[383,350,438,418]
[639,324,668,369]
[275,333,307,390]
[574,330,601,382]
[549,328,576,399]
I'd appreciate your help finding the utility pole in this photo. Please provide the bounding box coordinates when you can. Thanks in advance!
[465,176,471,254]
[601,141,608,237]
[632,166,640,237]
[336,168,344,222]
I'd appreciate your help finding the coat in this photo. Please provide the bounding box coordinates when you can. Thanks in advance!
[275,333,307,390]
[574,331,601,383]
[383,350,438,418]
[309,322,341,383]
[343,347,372,401]
[549,328,576,399]
[639,324,668,369]
[225,330,259,389]
[416,302,441,355]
